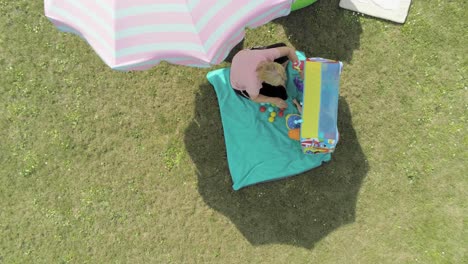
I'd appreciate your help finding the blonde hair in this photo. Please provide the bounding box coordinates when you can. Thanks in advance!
[257,62,287,86]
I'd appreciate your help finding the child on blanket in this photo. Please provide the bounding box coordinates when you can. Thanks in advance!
[230,43,299,109]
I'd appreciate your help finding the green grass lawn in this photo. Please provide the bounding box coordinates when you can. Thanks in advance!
[1,0,466,263]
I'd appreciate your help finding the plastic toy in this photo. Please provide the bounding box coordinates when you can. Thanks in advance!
[291,0,318,11]
[288,128,300,141]
[285,114,302,130]
[292,61,304,72]
[259,103,285,123]
[288,57,343,155]
[293,76,304,92]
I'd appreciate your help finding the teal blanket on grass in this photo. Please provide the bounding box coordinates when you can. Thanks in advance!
[207,52,331,190]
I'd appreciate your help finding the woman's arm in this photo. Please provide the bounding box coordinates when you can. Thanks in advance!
[276,46,299,63]
[251,94,288,109]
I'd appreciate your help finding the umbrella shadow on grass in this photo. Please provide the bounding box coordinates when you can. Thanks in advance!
[184,84,368,249]
[274,0,362,63]
[223,0,362,64]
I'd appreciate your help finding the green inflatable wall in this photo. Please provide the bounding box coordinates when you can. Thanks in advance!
[291,0,317,11]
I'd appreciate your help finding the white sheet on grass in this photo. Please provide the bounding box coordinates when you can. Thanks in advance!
[339,0,412,23]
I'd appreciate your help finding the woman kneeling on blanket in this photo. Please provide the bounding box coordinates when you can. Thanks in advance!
[230,43,299,109]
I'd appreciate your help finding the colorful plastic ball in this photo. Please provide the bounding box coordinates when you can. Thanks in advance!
[259,106,266,112]
[278,111,284,117]
[268,117,275,122]
[268,107,274,112]
[270,112,277,117]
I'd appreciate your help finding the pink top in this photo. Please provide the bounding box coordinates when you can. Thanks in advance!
[230,48,281,97]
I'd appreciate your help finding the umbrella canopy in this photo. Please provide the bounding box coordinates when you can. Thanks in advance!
[45,0,293,71]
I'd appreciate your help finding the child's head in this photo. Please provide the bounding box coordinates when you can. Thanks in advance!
[257,62,287,86]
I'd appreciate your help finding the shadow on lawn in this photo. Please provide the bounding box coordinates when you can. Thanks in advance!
[225,0,362,63]
[184,0,365,249]
[185,84,368,249]
[275,0,362,63]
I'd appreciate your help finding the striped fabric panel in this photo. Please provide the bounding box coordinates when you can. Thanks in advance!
[45,0,293,70]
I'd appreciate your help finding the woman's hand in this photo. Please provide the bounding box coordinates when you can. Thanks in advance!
[288,47,299,64]
[252,94,288,109]
[277,46,299,64]
[292,99,302,113]
[273,98,288,109]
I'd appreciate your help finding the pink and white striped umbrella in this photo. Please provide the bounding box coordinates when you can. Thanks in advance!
[45,0,293,71]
